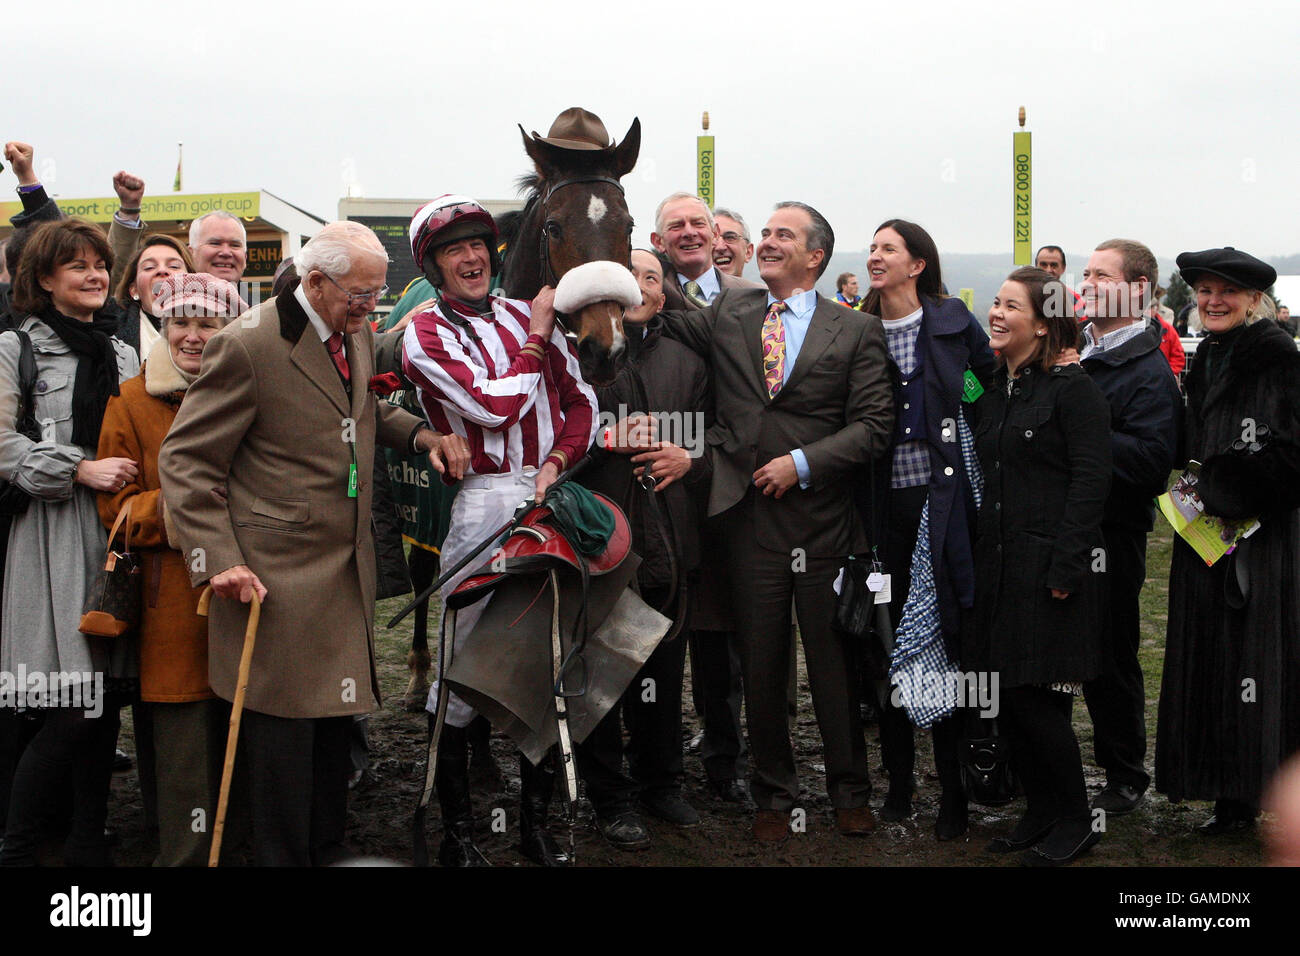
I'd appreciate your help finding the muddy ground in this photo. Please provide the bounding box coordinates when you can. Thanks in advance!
[104,523,1268,867]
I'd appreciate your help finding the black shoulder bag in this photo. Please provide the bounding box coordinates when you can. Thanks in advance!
[0,330,42,516]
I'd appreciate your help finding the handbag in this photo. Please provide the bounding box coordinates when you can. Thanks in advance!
[834,553,880,639]
[834,456,885,640]
[958,714,1018,806]
[0,330,42,516]
[79,501,142,638]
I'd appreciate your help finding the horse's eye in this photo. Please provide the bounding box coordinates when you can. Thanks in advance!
[545,221,562,241]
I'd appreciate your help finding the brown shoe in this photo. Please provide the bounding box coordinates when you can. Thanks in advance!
[836,806,876,836]
[751,809,790,843]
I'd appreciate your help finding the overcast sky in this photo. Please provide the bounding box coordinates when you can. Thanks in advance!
[10,0,1299,262]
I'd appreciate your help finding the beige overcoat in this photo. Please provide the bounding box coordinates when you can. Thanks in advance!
[158,281,424,718]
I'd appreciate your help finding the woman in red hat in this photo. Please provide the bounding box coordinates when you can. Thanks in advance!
[95,272,246,865]
[1156,247,1300,834]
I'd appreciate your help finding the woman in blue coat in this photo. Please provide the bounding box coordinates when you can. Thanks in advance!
[857,220,996,840]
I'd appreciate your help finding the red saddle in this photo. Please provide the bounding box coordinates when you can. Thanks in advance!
[446,491,630,610]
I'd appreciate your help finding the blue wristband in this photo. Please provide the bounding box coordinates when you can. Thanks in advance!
[16,183,43,194]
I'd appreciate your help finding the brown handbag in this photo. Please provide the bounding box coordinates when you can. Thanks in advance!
[79,501,142,638]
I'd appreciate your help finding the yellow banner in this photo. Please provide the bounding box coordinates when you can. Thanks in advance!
[0,191,260,225]
[1012,132,1031,265]
[697,135,715,209]
[959,288,975,313]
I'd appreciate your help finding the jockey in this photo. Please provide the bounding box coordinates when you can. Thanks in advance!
[401,195,599,867]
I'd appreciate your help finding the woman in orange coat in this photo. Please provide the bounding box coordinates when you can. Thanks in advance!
[97,272,246,866]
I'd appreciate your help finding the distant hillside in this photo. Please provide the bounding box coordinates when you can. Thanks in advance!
[775,251,1300,326]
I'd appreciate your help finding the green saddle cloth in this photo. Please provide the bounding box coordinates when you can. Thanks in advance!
[543,483,614,557]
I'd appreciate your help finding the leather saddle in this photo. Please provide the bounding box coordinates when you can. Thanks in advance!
[446,491,631,609]
[443,491,669,765]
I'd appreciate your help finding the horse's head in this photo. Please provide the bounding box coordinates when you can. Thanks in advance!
[511,109,642,386]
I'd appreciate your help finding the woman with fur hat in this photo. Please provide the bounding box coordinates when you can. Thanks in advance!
[1156,247,1300,834]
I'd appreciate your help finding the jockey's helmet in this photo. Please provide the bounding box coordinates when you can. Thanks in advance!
[409,195,502,286]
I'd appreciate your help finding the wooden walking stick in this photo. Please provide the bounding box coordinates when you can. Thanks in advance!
[197,584,262,867]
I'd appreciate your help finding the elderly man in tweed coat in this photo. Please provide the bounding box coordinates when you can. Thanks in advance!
[160,221,460,866]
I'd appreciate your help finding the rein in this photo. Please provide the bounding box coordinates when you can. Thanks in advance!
[621,365,686,642]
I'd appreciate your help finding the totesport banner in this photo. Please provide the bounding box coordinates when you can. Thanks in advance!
[1012,132,1032,265]
[697,135,715,210]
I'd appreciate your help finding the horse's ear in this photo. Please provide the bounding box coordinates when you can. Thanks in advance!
[613,118,641,178]
[520,123,561,180]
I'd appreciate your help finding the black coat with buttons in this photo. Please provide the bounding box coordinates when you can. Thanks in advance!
[963,362,1112,688]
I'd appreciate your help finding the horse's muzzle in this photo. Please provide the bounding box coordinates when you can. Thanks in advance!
[578,332,620,387]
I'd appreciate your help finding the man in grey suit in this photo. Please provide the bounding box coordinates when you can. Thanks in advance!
[661,201,894,842]
[651,192,760,310]
[649,193,759,806]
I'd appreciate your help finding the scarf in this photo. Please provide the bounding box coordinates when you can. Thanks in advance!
[39,307,121,446]
[889,411,984,728]
[143,335,194,406]
[1200,322,1247,387]
[128,298,162,334]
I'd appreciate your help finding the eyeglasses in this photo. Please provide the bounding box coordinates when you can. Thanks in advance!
[720,231,749,244]
[321,272,388,308]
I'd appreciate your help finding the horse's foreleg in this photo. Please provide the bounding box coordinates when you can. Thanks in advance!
[404,635,432,712]
[404,549,438,712]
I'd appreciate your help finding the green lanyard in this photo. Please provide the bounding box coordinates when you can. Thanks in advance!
[348,441,358,498]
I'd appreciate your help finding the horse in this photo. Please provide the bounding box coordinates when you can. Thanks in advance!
[499,116,641,387]
[402,112,642,716]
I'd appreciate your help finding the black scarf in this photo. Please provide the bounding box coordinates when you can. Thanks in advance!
[1200,322,1247,389]
[129,298,162,333]
[38,307,121,446]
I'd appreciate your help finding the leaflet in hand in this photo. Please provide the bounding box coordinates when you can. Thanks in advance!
[1157,467,1258,567]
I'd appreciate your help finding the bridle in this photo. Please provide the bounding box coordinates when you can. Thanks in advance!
[536,175,628,334]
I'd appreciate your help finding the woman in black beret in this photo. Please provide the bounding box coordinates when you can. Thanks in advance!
[1156,247,1300,834]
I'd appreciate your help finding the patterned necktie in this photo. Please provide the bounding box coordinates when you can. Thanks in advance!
[762,300,787,398]
[683,280,708,308]
[326,332,350,383]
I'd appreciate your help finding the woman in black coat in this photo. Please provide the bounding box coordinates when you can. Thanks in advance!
[858,220,996,840]
[966,267,1112,865]
[1156,248,1300,834]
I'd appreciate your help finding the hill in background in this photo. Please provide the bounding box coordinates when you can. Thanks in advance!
[731,251,1300,325]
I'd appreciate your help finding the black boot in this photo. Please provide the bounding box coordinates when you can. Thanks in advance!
[467,715,504,793]
[932,717,968,841]
[519,751,570,866]
[935,786,969,841]
[434,722,489,867]
[1198,798,1258,835]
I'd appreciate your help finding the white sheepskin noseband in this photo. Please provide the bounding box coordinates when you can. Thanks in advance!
[554,261,642,313]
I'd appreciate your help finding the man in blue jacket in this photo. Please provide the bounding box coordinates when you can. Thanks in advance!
[1078,239,1182,815]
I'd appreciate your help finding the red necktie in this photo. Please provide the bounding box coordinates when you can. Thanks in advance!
[326,333,350,383]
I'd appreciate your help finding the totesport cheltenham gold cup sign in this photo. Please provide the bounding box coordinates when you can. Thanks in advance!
[0,191,260,225]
